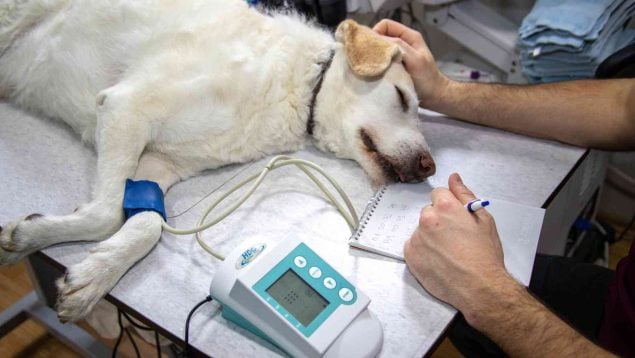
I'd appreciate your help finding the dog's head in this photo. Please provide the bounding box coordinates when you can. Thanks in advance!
[313,20,435,186]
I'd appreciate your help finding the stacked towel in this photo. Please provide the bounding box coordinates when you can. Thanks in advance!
[518,0,635,82]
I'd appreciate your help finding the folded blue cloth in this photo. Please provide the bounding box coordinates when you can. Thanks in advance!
[533,26,635,63]
[518,0,635,82]
[519,0,623,38]
[524,28,635,65]
[522,29,635,81]
[521,1,634,51]
[521,31,585,49]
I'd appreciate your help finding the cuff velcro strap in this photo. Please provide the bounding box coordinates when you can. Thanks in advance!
[123,179,166,221]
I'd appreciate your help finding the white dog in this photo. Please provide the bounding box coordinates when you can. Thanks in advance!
[0,0,435,322]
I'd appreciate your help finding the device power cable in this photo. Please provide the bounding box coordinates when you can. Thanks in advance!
[112,309,141,358]
[180,295,214,358]
[112,310,125,358]
[161,155,359,260]
[121,310,162,358]
[112,309,164,358]
[126,325,141,358]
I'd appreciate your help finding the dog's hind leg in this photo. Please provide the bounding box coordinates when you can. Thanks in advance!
[55,153,181,322]
[0,85,152,265]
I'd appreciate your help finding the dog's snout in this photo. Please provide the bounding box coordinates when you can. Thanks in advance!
[419,154,436,178]
[392,152,436,183]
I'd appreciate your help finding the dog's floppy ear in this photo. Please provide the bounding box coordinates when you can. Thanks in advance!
[335,19,402,77]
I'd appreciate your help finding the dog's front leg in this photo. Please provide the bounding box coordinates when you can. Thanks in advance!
[55,210,163,322]
[0,86,151,265]
[55,152,182,322]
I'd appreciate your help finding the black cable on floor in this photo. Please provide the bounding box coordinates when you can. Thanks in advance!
[154,330,162,358]
[121,311,153,331]
[115,296,214,358]
[125,327,141,358]
[121,310,162,358]
[112,310,125,358]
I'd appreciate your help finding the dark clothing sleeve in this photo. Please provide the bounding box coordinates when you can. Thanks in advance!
[599,241,635,357]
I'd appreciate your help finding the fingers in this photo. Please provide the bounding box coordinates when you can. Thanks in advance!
[384,37,423,72]
[382,36,413,52]
[418,204,436,227]
[426,174,479,215]
[430,187,459,211]
[448,173,477,205]
[373,19,425,49]
[373,19,399,36]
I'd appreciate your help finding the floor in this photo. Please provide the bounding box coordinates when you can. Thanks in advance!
[0,263,163,358]
[1,234,632,358]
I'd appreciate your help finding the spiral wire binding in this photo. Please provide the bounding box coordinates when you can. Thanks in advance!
[349,186,387,241]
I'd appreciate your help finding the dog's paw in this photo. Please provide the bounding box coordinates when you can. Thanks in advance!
[0,244,27,266]
[0,214,43,252]
[0,220,19,252]
[56,254,125,322]
[0,215,43,265]
[0,225,20,264]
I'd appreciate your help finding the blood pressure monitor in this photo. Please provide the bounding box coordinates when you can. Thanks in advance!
[209,237,383,357]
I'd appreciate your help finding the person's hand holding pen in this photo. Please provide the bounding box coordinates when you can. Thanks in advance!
[404,173,521,326]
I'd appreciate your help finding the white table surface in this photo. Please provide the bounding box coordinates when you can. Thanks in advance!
[0,102,585,357]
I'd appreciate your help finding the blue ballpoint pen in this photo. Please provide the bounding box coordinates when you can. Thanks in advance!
[465,199,490,213]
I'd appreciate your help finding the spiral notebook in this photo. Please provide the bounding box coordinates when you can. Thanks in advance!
[349,183,546,285]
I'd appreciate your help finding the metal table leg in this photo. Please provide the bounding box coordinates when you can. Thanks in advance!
[0,255,111,357]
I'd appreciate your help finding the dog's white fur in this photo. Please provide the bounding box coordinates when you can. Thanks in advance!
[0,0,434,321]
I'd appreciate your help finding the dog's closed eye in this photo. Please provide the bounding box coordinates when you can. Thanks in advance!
[360,129,378,152]
[395,86,408,112]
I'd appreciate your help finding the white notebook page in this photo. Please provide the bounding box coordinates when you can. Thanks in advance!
[349,183,545,285]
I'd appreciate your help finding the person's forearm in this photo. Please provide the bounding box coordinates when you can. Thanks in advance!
[423,79,635,150]
[462,275,614,357]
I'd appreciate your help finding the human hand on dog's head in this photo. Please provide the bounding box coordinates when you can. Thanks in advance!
[373,19,450,109]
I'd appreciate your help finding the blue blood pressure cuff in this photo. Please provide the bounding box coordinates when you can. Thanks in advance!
[123,179,166,221]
